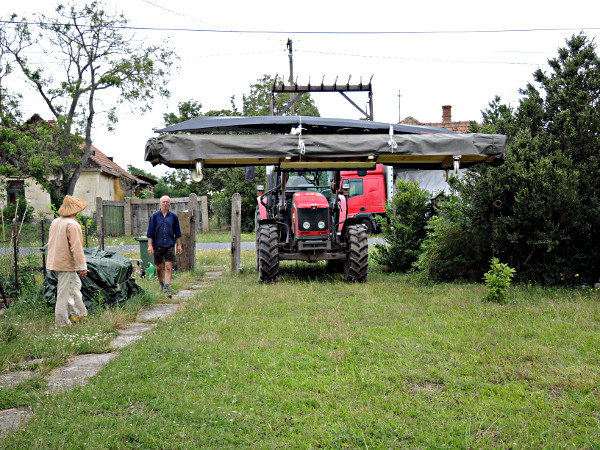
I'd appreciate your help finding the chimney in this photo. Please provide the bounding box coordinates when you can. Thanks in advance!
[442,105,452,122]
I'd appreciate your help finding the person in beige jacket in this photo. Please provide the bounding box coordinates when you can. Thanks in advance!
[46,196,89,326]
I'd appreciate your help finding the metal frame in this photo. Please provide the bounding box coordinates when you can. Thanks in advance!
[270,75,374,120]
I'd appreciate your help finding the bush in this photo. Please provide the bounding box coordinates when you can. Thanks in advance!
[2,197,34,222]
[373,179,431,272]
[483,257,516,304]
[0,254,40,299]
[414,193,490,281]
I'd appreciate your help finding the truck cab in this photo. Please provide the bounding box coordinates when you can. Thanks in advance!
[341,164,391,233]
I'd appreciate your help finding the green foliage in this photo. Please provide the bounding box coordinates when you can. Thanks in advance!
[373,179,431,271]
[209,189,232,228]
[0,254,39,298]
[0,117,77,208]
[136,189,153,199]
[1,2,176,198]
[163,100,206,126]
[1,196,34,222]
[0,323,20,343]
[446,33,600,285]
[483,257,516,304]
[414,193,489,281]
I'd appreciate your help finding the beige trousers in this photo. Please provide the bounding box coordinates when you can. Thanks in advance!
[55,271,88,326]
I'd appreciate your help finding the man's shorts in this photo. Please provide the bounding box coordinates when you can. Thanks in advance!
[153,246,176,265]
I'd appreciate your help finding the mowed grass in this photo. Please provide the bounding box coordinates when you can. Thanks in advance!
[2,250,599,448]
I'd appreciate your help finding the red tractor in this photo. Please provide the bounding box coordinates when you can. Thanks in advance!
[256,168,368,282]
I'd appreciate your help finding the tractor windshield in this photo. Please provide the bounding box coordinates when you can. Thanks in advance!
[287,171,331,190]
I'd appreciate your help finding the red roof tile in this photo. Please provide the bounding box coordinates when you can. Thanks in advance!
[399,106,476,134]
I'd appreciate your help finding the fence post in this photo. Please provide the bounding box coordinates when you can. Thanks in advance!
[230,193,241,274]
[188,193,199,233]
[12,219,19,293]
[178,210,195,271]
[96,197,104,250]
[200,195,209,232]
[124,197,132,236]
[41,219,46,274]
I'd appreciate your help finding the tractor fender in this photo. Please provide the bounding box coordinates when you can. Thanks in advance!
[257,196,268,220]
[340,216,365,237]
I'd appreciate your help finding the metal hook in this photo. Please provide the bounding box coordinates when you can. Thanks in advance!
[191,159,204,182]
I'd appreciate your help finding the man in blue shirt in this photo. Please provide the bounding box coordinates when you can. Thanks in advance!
[147,195,183,294]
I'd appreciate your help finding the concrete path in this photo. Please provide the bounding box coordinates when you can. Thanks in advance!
[0,268,224,439]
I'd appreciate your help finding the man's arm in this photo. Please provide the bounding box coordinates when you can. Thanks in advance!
[147,212,155,254]
[67,222,88,277]
[176,237,182,255]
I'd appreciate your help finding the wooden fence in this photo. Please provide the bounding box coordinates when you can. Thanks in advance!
[96,194,209,237]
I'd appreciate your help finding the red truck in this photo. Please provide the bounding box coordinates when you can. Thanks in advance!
[340,164,392,234]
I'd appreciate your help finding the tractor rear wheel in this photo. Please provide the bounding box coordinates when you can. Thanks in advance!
[257,224,280,283]
[343,224,368,282]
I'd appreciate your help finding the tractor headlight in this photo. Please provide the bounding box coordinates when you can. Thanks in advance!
[302,221,311,230]
[318,221,325,229]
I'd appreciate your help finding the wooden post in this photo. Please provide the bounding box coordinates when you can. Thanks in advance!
[96,197,104,250]
[41,219,46,274]
[124,197,132,236]
[12,219,19,293]
[200,195,209,232]
[188,193,199,233]
[230,193,241,274]
[178,210,195,271]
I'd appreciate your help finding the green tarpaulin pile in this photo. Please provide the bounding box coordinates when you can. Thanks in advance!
[42,248,143,309]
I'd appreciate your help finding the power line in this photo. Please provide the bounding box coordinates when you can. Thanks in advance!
[1,20,598,35]
[300,50,544,66]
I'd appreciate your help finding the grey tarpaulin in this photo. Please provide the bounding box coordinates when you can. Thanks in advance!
[42,248,143,310]
[145,132,506,170]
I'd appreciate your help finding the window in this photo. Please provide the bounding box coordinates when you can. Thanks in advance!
[7,180,25,204]
[347,179,363,198]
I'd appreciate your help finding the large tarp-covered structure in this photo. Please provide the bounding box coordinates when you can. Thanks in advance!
[42,248,143,310]
[145,116,506,171]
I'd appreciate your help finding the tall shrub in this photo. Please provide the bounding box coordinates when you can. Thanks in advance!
[373,179,430,272]
[427,33,600,285]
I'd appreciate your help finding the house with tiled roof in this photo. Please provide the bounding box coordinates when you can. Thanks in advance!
[1,116,152,218]
[396,105,477,194]
[400,105,474,134]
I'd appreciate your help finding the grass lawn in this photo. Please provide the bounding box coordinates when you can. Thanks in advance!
[1,250,599,448]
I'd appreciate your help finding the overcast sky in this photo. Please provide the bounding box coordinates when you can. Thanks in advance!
[4,0,599,177]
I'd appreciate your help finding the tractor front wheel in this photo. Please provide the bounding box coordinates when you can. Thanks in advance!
[343,225,368,282]
[257,224,280,283]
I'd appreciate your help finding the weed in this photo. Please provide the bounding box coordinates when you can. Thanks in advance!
[483,257,516,304]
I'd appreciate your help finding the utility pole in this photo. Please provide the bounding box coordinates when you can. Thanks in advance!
[287,38,295,116]
[398,90,402,123]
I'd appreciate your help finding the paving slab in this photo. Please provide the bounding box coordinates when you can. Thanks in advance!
[136,303,179,321]
[0,407,33,438]
[46,353,119,393]
[109,323,157,349]
[0,371,36,390]
[172,290,197,300]
[205,271,224,279]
